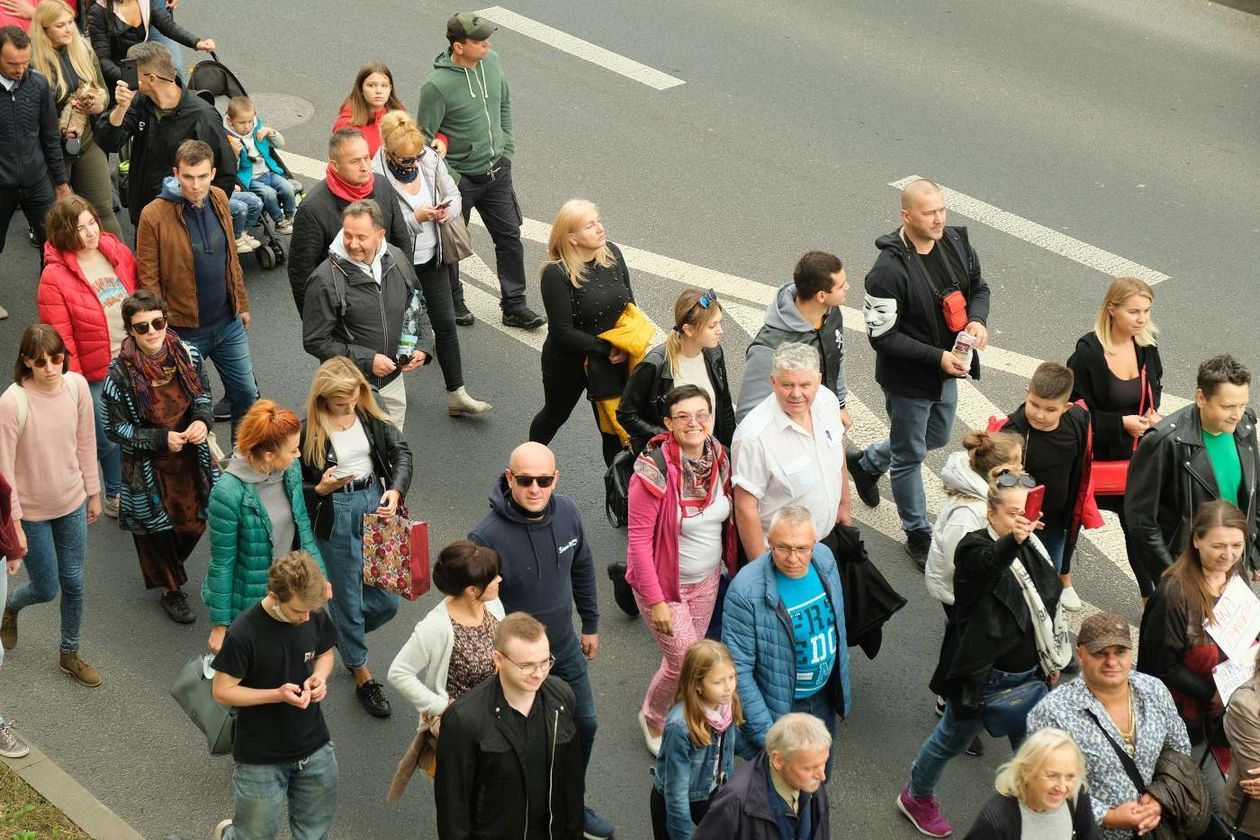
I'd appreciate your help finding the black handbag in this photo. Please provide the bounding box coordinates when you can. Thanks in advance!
[604,448,636,529]
[979,678,1047,738]
[819,523,907,660]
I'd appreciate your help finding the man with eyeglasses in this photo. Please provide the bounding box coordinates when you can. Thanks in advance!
[435,612,583,839]
[468,441,615,839]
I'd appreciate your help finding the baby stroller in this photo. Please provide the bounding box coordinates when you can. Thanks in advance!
[188,52,305,271]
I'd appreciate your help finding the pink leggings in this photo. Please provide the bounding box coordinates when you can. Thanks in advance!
[637,568,721,731]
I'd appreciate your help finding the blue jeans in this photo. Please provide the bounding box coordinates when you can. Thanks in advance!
[7,504,87,654]
[550,629,599,779]
[248,172,296,223]
[225,741,338,840]
[146,1,184,80]
[908,666,1039,798]
[229,191,263,238]
[1039,527,1067,574]
[860,379,959,534]
[792,688,837,777]
[180,318,257,434]
[88,379,122,498]
[318,487,399,670]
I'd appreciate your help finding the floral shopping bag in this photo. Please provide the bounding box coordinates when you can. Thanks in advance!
[362,506,431,600]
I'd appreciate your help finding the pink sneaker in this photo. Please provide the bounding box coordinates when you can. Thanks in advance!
[897,787,952,837]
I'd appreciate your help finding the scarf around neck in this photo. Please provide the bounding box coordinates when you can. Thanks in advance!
[675,436,721,514]
[326,162,374,202]
[119,331,203,420]
[703,702,733,733]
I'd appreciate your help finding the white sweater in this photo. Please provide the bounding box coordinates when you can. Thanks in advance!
[924,451,991,606]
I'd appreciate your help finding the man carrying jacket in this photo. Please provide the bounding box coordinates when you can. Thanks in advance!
[301,199,433,431]
[849,178,991,567]
[1127,353,1259,579]
[417,12,545,331]
[467,441,614,840]
[435,612,583,840]
[135,139,255,444]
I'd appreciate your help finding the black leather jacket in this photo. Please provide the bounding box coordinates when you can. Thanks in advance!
[617,343,735,453]
[1125,404,1259,578]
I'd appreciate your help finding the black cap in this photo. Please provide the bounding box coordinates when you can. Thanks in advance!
[447,12,497,41]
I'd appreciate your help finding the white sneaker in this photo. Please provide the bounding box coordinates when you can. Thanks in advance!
[1060,586,1084,611]
[244,233,263,248]
[275,218,294,235]
[637,711,661,757]
[102,495,120,518]
[235,235,256,254]
[214,818,232,840]
[0,720,29,758]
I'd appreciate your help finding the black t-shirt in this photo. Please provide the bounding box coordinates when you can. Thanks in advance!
[497,681,550,836]
[211,602,338,764]
[1023,421,1080,530]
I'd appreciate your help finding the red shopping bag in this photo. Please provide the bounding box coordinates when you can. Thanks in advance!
[361,506,431,600]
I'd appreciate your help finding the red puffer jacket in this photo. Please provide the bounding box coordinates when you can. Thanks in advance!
[38,233,138,382]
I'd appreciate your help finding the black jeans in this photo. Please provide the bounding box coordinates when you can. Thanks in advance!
[413,257,463,390]
[649,786,710,840]
[0,178,56,254]
[448,158,527,313]
[1095,493,1153,597]
[529,350,622,466]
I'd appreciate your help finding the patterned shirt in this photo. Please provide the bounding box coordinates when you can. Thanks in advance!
[1026,671,1190,840]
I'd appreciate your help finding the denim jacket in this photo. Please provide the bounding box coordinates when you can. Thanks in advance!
[652,702,740,840]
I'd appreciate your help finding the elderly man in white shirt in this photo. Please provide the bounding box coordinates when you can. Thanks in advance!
[732,342,852,559]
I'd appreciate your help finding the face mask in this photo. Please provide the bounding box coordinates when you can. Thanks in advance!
[387,155,419,184]
[266,598,292,623]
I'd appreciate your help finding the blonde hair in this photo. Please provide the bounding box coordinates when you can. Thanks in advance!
[1094,277,1158,354]
[676,641,744,747]
[545,199,614,288]
[948,431,1023,498]
[665,288,722,377]
[30,0,99,100]
[379,110,425,157]
[301,357,391,469]
[994,728,1086,802]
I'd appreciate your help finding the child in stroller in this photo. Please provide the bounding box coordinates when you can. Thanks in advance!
[225,95,297,235]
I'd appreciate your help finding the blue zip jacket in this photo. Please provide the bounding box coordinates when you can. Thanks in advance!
[652,701,741,840]
[721,545,851,749]
[224,115,284,189]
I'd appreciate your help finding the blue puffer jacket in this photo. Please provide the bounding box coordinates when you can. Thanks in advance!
[721,545,851,749]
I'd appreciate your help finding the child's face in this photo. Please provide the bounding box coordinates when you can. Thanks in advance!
[700,661,737,707]
[1025,390,1070,432]
[229,109,255,135]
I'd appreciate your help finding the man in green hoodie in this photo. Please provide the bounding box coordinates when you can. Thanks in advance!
[417,12,545,331]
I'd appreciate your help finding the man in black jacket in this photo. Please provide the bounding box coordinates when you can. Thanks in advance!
[1126,354,1259,579]
[435,612,583,840]
[301,199,433,431]
[0,25,69,274]
[287,128,412,315]
[94,42,235,227]
[849,178,991,567]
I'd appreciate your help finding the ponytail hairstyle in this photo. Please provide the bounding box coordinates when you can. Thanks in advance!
[378,109,425,158]
[665,288,723,377]
[676,640,743,747]
[947,431,1023,497]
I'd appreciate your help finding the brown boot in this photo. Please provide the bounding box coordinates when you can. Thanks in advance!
[0,608,15,650]
[59,651,102,687]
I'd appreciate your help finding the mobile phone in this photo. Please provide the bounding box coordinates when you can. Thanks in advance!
[1023,484,1046,523]
[433,199,452,210]
[330,467,356,481]
[120,58,139,91]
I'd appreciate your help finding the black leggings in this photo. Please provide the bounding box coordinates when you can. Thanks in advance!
[650,786,711,840]
[413,258,463,391]
[1094,494,1154,597]
[528,351,622,466]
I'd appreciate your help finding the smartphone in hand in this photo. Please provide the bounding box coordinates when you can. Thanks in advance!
[1023,484,1046,523]
[120,58,139,91]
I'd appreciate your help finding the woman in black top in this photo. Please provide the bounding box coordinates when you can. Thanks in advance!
[529,199,634,466]
[87,0,213,91]
[1066,276,1163,597]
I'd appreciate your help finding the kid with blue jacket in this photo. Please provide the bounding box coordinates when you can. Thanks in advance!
[224,96,296,234]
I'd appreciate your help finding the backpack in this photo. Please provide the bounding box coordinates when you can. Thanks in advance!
[5,376,82,438]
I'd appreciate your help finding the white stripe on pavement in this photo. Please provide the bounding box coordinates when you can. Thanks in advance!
[475,6,685,91]
[890,175,1171,286]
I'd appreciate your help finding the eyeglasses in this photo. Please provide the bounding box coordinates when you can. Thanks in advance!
[670,411,712,426]
[27,353,65,369]
[510,472,556,488]
[129,316,168,335]
[770,544,812,558]
[141,71,177,84]
[994,470,1036,489]
[501,654,555,675]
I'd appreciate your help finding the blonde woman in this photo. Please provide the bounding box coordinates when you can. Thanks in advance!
[300,357,412,719]
[964,728,1100,838]
[370,110,490,417]
[529,199,635,466]
[1067,276,1163,597]
[618,288,735,454]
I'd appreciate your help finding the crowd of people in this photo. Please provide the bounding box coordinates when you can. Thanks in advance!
[0,4,1259,840]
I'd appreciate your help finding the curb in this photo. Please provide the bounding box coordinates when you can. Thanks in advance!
[3,741,143,840]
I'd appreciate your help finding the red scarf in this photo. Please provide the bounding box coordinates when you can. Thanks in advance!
[325,163,374,202]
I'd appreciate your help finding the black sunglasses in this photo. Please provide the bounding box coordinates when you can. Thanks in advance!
[129,316,168,335]
[510,472,556,488]
[994,470,1036,489]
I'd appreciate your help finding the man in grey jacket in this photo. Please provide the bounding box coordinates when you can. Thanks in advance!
[302,199,434,431]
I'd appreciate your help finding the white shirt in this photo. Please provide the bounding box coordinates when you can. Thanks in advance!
[329,417,374,478]
[677,490,730,584]
[731,387,845,541]
[0,75,17,92]
[673,351,714,408]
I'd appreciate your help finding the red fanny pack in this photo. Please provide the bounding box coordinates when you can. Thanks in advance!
[940,289,969,332]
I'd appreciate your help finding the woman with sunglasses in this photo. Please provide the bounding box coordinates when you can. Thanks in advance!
[0,324,102,687]
[100,291,218,624]
[898,471,1070,838]
[530,199,636,466]
[619,288,735,455]
[370,110,490,418]
[625,385,737,756]
[300,357,412,719]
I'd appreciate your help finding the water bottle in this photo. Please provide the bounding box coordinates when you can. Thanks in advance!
[396,290,420,365]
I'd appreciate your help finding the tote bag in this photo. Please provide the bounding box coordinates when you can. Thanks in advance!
[169,654,236,756]
[362,505,431,600]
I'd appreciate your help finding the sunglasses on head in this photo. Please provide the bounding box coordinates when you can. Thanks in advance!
[130,316,168,335]
[674,289,719,332]
[27,353,65,369]
[510,472,556,488]
[994,469,1036,489]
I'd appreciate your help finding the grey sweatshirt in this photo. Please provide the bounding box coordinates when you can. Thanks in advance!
[225,451,295,559]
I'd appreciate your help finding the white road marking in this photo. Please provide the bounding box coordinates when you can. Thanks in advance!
[890,175,1171,286]
[475,6,685,91]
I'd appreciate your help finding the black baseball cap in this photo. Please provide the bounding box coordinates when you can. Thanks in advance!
[447,12,497,41]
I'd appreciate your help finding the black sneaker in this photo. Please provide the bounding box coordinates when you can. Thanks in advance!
[161,590,196,624]
[356,679,392,718]
[965,736,985,757]
[607,563,638,617]
[453,301,474,326]
[502,307,546,330]
[846,445,882,507]
[213,397,231,421]
[905,529,932,571]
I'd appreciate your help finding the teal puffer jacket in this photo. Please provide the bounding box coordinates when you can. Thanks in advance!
[202,461,323,625]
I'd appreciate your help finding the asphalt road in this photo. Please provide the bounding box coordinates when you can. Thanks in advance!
[0,1,1258,838]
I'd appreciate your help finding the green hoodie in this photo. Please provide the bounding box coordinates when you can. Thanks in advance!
[417,49,515,180]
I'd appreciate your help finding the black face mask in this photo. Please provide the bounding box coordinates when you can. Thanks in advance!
[386,155,419,184]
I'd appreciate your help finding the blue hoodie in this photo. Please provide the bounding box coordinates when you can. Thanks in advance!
[158,176,232,336]
[468,476,599,645]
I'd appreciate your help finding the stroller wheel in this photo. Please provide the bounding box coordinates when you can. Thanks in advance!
[256,245,276,270]
[271,241,286,267]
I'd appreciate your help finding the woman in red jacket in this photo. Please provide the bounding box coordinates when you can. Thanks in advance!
[331,62,405,157]
[37,195,137,518]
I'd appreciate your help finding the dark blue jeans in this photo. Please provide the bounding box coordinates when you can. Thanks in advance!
[0,179,56,254]
[792,689,838,777]
[180,317,258,435]
[88,379,122,498]
[550,630,598,778]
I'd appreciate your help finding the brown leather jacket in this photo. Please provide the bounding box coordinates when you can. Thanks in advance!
[135,185,248,328]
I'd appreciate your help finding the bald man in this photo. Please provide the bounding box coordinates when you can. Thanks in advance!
[467,442,614,837]
[849,178,991,568]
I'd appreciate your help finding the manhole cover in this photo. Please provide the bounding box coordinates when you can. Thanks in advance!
[244,93,316,130]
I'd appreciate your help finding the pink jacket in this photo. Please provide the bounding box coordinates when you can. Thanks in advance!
[38,233,139,382]
[625,434,737,606]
